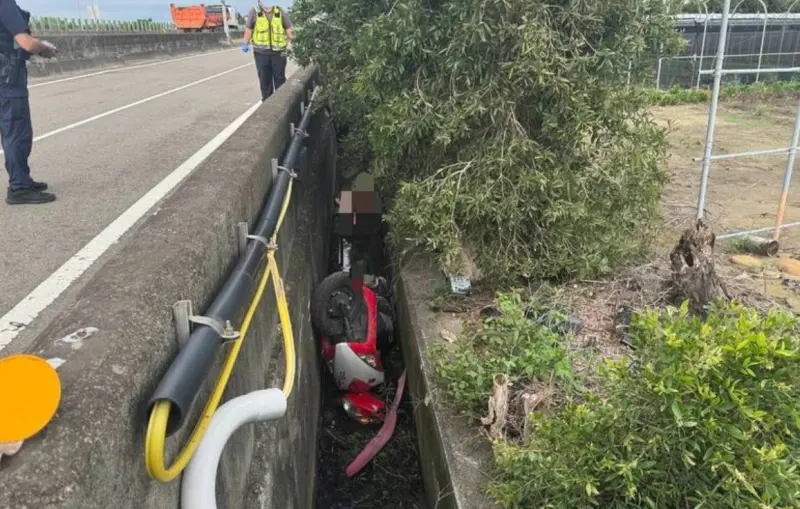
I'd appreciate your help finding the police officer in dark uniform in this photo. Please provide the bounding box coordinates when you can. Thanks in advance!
[0,0,57,205]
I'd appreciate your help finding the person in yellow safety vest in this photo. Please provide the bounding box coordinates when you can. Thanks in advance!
[242,2,295,101]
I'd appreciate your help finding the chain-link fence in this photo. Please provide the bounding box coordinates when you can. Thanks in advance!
[30,17,176,34]
[650,12,800,90]
[653,52,800,89]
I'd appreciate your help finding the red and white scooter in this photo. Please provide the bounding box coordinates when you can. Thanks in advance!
[312,260,395,425]
[312,261,407,477]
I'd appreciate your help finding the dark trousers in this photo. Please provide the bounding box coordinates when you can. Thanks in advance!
[254,51,287,101]
[0,96,33,191]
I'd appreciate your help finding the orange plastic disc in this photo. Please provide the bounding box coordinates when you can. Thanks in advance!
[0,354,61,442]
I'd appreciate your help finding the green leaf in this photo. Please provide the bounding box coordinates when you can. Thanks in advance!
[671,400,683,422]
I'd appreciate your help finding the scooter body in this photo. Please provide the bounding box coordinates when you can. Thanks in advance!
[318,282,388,423]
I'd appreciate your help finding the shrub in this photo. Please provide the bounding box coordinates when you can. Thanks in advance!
[291,0,682,283]
[432,291,573,413]
[645,86,710,106]
[489,301,800,509]
[643,81,800,107]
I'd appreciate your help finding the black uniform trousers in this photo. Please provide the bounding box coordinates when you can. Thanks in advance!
[254,50,287,101]
[0,95,33,191]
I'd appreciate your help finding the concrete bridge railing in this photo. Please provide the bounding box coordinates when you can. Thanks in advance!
[27,32,232,78]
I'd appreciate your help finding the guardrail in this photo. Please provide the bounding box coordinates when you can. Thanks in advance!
[31,17,176,33]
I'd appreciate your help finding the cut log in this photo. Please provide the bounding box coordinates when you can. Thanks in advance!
[669,219,729,315]
[522,386,554,442]
[481,374,509,440]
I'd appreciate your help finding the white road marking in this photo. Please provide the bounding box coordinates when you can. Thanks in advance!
[0,63,251,155]
[29,48,238,89]
[0,100,263,350]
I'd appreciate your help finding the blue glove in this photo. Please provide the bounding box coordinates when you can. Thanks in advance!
[241,43,250,53]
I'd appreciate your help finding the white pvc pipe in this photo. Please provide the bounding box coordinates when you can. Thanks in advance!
[181,389,287,509]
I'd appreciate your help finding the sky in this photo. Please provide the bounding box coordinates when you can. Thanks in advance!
[17,0,294,21]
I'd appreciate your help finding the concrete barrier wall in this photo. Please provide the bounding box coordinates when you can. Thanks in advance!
[0,65,334,509]
[395,254,501,509]
[27,33,230,77]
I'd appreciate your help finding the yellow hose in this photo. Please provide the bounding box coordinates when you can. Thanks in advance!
[145,174,297,482]
[275,178,293,234]
[269,250,296,397]
[271,177,296,397]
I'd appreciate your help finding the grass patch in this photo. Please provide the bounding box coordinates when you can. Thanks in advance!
[432,291,574,416]
[646,80,800,106]
[724,236,758,254]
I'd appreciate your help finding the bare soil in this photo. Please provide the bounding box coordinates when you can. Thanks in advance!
[561,97,800,382]
[654,97,800,251]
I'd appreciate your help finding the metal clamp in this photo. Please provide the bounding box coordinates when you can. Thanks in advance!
[173,301,240,346]
[188,315,240,341]
[290,122,309,139]
[246,234,271,250]
[277,165,298,179]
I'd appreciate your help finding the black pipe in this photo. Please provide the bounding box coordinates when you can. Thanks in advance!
[148,84,318,435]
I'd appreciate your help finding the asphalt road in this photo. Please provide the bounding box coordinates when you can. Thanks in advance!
[0,49,298,348]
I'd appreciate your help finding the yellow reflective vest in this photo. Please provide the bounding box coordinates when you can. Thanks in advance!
[252,6,287,52]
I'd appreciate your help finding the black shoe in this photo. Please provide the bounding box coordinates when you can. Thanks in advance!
[6,181,48,192]
[6,188,56,205]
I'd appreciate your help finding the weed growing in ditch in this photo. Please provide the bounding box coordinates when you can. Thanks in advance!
[488,301,800,509]
[432,291,574,415]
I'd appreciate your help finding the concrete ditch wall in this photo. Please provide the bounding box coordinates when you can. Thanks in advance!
[395,254,501,509]
[0,65,333,509]
[27,33,230,77]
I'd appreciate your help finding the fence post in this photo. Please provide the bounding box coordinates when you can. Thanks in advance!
[756,0,768,82]
[696,6,709,89]
[656,57,664,90]
[772,97,800,241]
[697,0,733,220]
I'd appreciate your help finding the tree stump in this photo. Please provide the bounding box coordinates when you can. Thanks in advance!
[669,219,729,315]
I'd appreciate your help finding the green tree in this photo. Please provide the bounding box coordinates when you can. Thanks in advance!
[292,0,683,282]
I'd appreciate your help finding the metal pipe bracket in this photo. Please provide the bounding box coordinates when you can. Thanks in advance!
[277,165,298,179]
[246,234,271,250]
[188,315,240,341]
[289,122,310,139]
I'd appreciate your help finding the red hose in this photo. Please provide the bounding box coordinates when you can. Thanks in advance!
[345,370,408,478]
